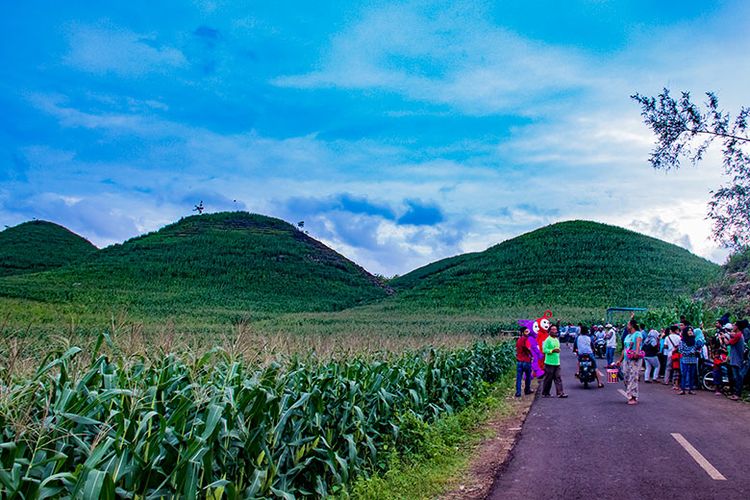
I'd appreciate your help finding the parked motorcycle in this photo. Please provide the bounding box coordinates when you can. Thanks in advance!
[700,361,732,394]
[594,338,607,359]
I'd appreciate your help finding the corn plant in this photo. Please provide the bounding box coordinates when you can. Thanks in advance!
[0,335,514,498]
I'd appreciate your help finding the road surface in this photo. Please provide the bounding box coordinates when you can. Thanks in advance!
[487,347,749,500]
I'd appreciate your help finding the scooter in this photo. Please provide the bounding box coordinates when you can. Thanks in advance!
[594,338,607,359]
[578,353,596,389]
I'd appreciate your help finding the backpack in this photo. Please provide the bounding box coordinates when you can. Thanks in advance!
[643,337,659,357]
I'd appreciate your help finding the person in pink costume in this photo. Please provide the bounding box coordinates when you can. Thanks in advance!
[518,310,553,377]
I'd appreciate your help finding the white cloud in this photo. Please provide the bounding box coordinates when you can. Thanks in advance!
[64,25,187,76]
[273,2,594,116]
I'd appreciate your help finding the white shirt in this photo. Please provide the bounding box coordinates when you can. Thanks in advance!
[663,333,681,356]
[606,329,618,348]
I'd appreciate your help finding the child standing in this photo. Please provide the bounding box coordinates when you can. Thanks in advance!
[711,344,728,395]
[671,349,681,391]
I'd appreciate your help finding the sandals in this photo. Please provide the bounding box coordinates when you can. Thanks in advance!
[597,382,604,388]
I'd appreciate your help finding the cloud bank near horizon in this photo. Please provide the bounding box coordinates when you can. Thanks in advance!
[1,0,747,275]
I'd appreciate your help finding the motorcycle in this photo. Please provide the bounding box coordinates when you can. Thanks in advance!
[594,338,607,359]
[700,361,732,394]
[578,353,596,389]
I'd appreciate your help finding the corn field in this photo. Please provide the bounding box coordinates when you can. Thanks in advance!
[0,334,514,498]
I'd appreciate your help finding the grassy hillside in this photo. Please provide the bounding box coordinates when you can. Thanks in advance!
[0,220,97,277]
[390,220,721,310]
[0,212,390,322]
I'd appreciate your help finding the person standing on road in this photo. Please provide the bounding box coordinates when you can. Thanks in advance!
[662,325,681,385]
[678,326,703,395]
[710,333,728,396]
[605,323,617,367]
[643,329,661,383]
[542,325,568,398]
[657,328,668,379]
[515,326,534,397]
[726,322,747,401]
[616,318,643,405]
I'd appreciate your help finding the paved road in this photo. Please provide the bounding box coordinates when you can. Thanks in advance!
[487,347,750,500]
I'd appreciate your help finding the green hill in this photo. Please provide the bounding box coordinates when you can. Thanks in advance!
[0,212,390,319]
[0,220,97,277]
[390,220,721,310]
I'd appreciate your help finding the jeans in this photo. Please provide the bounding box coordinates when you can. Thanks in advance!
[542,364,563,396]
[644,356,660,381]
[712,366,724,392]
[681,362,697,391]
[515,361,532,395]
[658,354,668,377]
[731,364,744,397]
[606,347,615,366]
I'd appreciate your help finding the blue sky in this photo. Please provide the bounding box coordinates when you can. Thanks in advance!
[1,0,748,275]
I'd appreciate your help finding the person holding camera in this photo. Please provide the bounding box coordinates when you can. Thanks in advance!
[711,328,729,395]
[725,322,747,401]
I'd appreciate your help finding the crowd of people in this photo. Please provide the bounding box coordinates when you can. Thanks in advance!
[514,315,750,406]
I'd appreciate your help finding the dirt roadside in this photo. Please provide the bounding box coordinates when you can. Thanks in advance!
[440,381,538,500]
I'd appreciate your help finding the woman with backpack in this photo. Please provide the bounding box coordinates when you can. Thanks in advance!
[643,329,661,383]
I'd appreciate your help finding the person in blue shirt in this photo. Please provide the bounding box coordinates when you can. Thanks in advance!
[678,326,704,394]
[616,318,643,405]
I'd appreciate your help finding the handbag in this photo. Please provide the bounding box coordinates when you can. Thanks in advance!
[626,349,645,360]
[625,333,645,360]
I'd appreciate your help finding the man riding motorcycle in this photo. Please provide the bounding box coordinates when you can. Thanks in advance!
[574,326,604,388]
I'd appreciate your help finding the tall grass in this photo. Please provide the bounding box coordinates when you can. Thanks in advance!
[0,334,514,498]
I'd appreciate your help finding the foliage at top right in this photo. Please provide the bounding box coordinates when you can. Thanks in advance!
[632,89,750,251]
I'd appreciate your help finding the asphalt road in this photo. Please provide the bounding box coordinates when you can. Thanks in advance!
[487,347,750,500]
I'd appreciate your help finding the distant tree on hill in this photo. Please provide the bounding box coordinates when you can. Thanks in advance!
[632,89,750,250]
[193,201,205,214]
[297,221,304,230]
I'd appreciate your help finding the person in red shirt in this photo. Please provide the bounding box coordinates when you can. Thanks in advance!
[711,346,728,395]
[670,349,681,390]
[515,326,534,397]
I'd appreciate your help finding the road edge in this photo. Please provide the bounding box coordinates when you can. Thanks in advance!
[440,380,539,499]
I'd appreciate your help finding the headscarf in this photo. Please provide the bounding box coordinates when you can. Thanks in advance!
[694,328,704,345]
[647,329,659,346]
[682,327,696,347]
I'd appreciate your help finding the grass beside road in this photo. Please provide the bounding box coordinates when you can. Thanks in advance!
[348,370,522,500]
